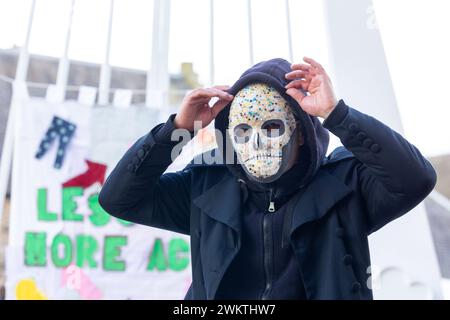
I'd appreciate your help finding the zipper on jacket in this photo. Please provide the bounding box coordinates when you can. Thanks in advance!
[267,189,275,213]
[262,188,275,300]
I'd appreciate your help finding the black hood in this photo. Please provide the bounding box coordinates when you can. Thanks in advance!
[215,58,330,195]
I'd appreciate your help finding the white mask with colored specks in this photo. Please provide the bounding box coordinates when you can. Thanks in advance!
[228,82,301,183]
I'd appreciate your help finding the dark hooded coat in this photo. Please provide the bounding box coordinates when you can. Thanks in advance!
[98,58,436,300]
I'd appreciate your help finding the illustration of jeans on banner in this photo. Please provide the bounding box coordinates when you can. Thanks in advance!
[35,116,77,169]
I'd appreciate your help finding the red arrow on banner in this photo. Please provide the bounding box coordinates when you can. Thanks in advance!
[62,159,107,189]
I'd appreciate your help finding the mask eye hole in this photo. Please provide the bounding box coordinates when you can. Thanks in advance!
[233,124,252,144]
[261,119,285,137]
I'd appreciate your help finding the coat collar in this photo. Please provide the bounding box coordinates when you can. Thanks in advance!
[290,169,353,234]
[193,174,242,234]
[192,168,352,236]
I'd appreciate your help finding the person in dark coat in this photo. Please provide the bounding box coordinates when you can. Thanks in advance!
[98,57,437,300]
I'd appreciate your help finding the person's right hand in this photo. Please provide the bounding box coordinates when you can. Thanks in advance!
[174,86,234,132]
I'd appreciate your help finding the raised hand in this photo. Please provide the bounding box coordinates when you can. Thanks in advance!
[285,57,338,119]
[174,86,234,132]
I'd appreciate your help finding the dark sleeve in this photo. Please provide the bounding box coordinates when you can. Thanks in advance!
[98,114,193,235]
[323,100,437,234]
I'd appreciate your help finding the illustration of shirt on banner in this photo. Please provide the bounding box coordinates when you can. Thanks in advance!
[35,116,77,169]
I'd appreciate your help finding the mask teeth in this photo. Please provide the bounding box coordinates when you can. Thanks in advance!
[247,154,281,161]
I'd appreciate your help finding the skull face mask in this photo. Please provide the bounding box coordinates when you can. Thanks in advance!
[228,82,301,183]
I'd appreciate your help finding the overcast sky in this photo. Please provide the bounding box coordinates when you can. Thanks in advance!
[0,0,449,157]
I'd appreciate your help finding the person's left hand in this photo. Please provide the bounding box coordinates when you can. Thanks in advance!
[285,57,338,119]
